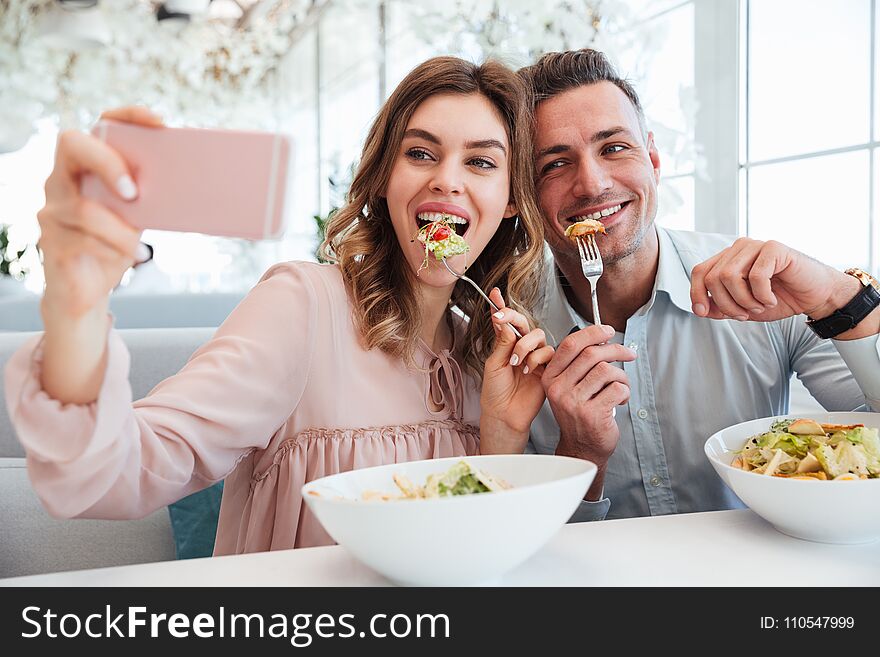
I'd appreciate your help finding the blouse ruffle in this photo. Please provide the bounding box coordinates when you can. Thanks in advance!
[229,419,479,552]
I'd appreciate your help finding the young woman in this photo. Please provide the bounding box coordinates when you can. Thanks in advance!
[4,56,551,554]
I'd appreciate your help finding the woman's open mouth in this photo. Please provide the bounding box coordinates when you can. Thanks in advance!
[416,211,469,237]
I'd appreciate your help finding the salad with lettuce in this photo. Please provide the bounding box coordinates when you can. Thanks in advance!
[732,418,880,480]
[415,218,469,273]
[362,460,511,501]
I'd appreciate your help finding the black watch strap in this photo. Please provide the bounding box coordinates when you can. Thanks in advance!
[807,282,880,339]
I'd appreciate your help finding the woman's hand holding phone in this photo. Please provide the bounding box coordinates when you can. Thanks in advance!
[38,106,162,404]
[40,106,161,319]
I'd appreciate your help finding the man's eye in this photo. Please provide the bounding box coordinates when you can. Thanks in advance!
[469,157,496,169]
[541,160,565,175]
[603,144,627,154]
[406,148,433,160]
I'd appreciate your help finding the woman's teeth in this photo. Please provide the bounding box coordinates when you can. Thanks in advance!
[416,211,469,235]
[572,203,623,222]
[417,211,468,224]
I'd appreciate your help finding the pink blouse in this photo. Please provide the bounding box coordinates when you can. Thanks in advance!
[4,262,481,554]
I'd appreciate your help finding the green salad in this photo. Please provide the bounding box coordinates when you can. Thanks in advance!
[415,218,469,273]
[362,460,511,501]
[733,418,880,480]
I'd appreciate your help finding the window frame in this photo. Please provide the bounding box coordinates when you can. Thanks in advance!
[734,0,878,274]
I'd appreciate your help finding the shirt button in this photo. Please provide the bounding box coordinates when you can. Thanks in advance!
[628,343,638,351]
[637,408,649,419]
[650,475,663,487]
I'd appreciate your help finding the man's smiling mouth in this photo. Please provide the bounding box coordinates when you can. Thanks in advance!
[566,201,629,225]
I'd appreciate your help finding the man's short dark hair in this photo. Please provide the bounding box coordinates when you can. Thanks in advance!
[519,49,646,133]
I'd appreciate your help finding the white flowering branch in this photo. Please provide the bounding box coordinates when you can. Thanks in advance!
[0,0,333,134]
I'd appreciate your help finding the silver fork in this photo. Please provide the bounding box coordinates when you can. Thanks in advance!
[441,257,523,338]
[576,234,604,325]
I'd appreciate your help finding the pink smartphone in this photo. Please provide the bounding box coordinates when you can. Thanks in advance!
[80,120,292,240]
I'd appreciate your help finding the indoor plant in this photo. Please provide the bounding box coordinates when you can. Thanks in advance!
[0,224,31,296]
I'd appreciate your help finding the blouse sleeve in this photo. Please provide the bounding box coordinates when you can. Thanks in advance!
[3,262,318,520]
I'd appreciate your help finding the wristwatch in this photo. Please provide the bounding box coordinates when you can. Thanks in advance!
[806,268,880,339]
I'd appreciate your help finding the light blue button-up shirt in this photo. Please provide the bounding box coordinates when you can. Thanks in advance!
[529,226,880,521]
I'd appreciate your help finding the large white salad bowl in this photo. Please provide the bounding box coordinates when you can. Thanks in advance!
[705,412,880,544]
[302,454,596,586]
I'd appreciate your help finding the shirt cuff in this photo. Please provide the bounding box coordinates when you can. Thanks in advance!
[833,332,880,408]
[567,496,611,523]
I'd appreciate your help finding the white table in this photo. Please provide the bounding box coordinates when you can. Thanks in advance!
[3,510,878,586]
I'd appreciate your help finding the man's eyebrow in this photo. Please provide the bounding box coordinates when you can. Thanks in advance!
[536,127,636,159]
[591,127,633,143]
[536,144,570,159]
[403,129,506,154]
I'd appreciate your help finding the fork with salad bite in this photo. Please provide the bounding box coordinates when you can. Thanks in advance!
[441,257,523,339]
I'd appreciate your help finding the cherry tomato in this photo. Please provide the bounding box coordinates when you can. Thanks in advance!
[430,224,451,241]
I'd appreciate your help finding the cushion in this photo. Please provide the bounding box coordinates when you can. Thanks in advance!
[0,458,176,578]
[167,481,224,559]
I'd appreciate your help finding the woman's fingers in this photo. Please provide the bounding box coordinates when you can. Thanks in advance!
[51,106,162,205]
[486,287,549,376]
[74,198,143,259]
[488,286,505,309]
[54,130,138,202]
[490,301,531,341]
[100,106,164,127]
[503,327,546,368]
[521,344,555,376]
[41,228,133,284]
[487,287,525,338]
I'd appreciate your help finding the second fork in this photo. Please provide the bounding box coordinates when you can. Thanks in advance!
[576,234,604,326]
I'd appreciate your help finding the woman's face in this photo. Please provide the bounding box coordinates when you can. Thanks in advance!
[385,92,516,288]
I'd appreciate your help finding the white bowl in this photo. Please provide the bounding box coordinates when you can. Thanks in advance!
[301,454,595,585]
[705,411,880,544]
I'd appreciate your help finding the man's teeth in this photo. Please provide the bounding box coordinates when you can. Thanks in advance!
[417,211,468,225]
[572,204,622,222]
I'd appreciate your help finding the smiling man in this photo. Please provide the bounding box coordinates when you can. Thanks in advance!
[518,49,880,521]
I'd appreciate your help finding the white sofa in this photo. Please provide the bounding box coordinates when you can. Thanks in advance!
[0,327,214,579]
[0,292,244,332]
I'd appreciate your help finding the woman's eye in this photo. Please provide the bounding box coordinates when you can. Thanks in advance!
[469,157,496,170]
[406,148,433,161]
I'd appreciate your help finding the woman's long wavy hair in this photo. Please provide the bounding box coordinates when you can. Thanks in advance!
[320,56,545,381]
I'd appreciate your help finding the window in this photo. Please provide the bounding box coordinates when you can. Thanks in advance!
[0,119,55,293]
[0,1,704,295]
[613,0,697,231]
[741,0,875,273]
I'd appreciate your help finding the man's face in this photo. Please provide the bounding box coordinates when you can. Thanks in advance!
[534,81,661,267]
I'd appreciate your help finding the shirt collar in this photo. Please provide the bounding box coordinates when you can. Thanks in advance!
[654,225,697,316]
